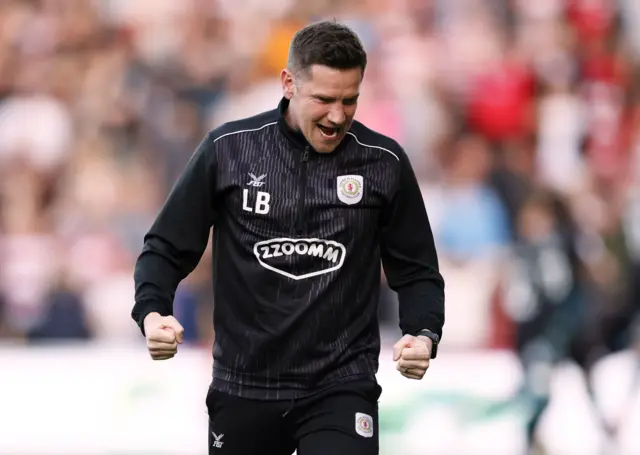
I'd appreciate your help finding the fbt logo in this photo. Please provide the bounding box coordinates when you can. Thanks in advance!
[211,431,224,449]
[247,173,266,187]
[254,238,346,280]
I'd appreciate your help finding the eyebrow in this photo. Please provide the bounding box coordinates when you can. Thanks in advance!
[313,94,360,102]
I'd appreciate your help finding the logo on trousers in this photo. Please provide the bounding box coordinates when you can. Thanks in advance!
[355,412,373,438]
[212,431,224,448]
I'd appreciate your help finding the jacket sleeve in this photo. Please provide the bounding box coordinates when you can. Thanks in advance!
[131,132,218,335]
[380,151,445,339]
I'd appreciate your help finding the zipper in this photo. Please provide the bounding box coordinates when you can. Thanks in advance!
[295,147,310,234]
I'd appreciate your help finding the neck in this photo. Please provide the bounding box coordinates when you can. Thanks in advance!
[283,102,299,132]
[278,97,310,150]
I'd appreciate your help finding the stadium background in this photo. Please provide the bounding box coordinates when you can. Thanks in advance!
[1,0,640,453]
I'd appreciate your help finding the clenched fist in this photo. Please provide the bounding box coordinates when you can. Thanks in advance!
[143,312,184,360]
[393,334,433,380]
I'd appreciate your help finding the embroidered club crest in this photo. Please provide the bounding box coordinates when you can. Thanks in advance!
[355,412,374,438]
[337,175,363,205]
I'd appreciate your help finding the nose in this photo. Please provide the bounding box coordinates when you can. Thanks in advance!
[327,105,345,125]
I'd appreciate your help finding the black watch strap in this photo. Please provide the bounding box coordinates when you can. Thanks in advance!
[415,329,440,359]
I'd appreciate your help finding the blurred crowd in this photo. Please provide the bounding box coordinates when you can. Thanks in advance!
[0,0,639,370]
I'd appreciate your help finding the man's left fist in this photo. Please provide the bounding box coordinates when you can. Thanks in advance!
[392,334,433,380]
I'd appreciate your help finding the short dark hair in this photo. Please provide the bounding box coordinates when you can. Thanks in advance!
[287,20,367,78]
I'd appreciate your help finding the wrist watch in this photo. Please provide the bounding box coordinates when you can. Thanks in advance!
[415,329,440,359]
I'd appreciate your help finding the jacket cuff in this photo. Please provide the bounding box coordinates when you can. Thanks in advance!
[400,314,444,339]
[131,300,171,336]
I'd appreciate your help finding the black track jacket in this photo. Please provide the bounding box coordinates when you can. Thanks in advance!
[132,98,445,400]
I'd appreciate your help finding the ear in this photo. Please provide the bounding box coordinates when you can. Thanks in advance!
[281,69,295,100]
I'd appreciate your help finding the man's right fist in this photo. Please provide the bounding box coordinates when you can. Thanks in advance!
[143,312,184,360]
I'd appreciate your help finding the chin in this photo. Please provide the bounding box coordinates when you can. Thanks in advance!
[311,136,343,154]
[313,143,337,154]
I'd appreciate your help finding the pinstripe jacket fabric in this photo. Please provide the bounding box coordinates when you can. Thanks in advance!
[132,98,445,400]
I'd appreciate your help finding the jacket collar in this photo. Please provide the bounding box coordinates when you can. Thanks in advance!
[277,97,310,150]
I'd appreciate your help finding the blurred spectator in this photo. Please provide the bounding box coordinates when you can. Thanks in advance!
[27,273,93,342]
[435,134,511,262]
[502,191,588,451]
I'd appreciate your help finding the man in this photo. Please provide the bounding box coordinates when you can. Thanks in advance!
[501,192,588,454]
[131,20,445,455]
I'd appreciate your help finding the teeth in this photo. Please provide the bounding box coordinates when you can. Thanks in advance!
[319,126,337,138]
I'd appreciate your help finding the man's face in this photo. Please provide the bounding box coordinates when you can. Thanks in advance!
[282,64,362,153]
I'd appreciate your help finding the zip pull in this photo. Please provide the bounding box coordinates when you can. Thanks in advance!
[302,147,310,162]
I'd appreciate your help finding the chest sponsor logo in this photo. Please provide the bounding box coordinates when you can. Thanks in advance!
[253,238,346,280]
[337,175,363,205]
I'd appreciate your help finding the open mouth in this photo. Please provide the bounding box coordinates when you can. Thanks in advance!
[318,125,340,139]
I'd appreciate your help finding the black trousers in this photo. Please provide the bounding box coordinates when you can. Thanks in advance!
[206,378,382,455]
